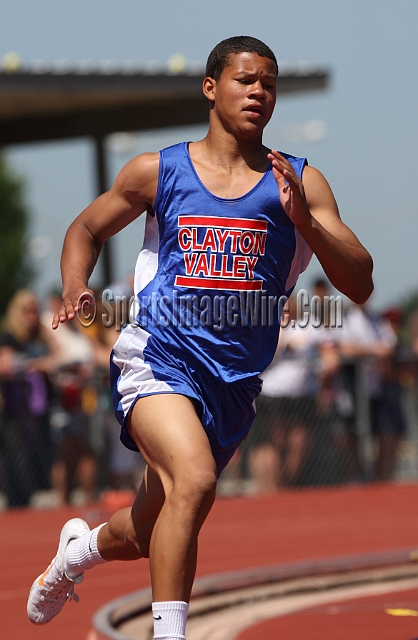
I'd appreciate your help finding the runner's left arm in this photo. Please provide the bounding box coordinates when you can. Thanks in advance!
[267,150,373,304]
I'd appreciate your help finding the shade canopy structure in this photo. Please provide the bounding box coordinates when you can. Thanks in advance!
[0,66,330,145]
[0,64,330,283]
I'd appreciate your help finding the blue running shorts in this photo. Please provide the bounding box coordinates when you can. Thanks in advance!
[110,323,262,476]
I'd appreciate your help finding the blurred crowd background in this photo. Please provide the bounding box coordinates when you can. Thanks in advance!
[1,276,418,510]
[0,282,143,509]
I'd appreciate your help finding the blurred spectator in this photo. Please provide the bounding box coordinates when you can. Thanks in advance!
[311,277,331,326]
[85,285,144,493]
[376,306,409,480]
[42,288,97,369]
[42,289,98,505]
[0,290,55,507]
[311,276,343,329]
[40,284,142,504]
[246,295,340,492]
[336,302,407,481]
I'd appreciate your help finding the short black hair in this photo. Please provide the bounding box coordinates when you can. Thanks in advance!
[205,36,278,81]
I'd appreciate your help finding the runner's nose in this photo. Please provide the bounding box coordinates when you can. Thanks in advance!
[249,81,265,98]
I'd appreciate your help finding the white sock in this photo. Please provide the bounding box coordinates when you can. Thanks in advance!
[152,601,189,639]
[64,523,108,580]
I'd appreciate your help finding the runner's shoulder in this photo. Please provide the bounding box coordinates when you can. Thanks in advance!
[114,152,160,196]
[124,151,160,179]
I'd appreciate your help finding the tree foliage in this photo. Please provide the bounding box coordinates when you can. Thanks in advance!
[401,291,418,316]
[0,153,31,318]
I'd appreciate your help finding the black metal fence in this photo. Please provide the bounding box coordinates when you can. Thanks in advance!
[219,353,418,495]
[0,365,144,509]
[1,355,418,509]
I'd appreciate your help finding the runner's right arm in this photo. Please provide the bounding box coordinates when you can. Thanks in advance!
[52,152,159,329]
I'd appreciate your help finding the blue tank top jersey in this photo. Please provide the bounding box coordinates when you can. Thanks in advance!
[133,142,312,383]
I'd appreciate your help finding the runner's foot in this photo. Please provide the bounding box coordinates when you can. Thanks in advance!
[27,518,90,624]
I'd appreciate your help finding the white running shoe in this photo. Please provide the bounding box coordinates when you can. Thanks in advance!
[27,518,90,625]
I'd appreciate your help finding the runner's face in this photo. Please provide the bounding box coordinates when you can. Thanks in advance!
[212,52,277,138]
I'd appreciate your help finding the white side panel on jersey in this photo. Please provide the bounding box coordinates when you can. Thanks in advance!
[284,229,313,293]
[134,212,160,296]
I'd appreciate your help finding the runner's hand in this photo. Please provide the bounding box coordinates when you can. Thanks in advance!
[267,149,311,228]
[52,287,95,329]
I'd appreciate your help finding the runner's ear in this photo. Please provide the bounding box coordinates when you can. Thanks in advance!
[202,76,216,103]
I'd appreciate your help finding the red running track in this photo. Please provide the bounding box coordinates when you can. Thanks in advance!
[2,482,418,640]
[237,588,418,640]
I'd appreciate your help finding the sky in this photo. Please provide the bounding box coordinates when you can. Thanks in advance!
[1,0,417,311]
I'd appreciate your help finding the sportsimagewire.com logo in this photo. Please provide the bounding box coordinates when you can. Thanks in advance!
[77,288,344,332]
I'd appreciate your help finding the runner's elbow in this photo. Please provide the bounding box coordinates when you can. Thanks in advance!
[350,280,374,304]
[346,264,374,304]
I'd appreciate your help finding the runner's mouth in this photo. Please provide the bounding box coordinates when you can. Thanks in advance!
[243,105,264,116]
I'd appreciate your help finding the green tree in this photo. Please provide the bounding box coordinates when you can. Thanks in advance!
[401,291,418,316]
[0,153,31,318]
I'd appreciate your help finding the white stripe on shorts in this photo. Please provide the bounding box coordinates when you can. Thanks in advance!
[112,323,174,421]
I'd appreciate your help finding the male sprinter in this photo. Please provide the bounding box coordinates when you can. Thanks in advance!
[27,36,373,639]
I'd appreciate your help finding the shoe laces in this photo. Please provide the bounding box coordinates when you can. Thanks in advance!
[39,566,80,611]
[65,581,80,603]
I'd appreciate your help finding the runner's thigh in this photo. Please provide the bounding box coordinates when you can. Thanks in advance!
[127,394,217,492]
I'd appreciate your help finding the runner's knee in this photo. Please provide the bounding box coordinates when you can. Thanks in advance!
[170,467,217,513]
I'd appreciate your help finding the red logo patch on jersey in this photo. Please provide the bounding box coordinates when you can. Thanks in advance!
[175,216,267,290]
